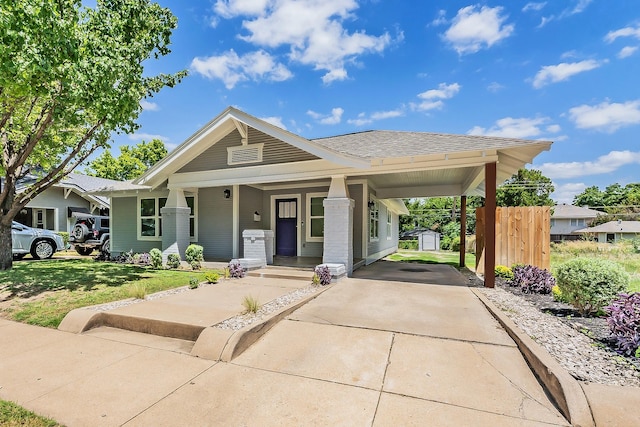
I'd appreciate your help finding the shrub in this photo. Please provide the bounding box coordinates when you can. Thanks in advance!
[185,244,204,270]
[205,271,220,284]
[605,293,640,357]
[509,265,555,294]
[188,277,199,289]
[149,248,163,269]
[228,262,245,278]
[133,252,151,266]
[495,265,514,280]
[166,253,181,269]
[449,236,461,252]
[551,285,570,303]
[556,257,630,316]
[313,265,332,286]
[112,250,134,264]
[57,231,70,248]
[398,240,418,250]
[242,295,261,314]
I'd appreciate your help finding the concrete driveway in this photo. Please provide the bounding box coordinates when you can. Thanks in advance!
[0,264,569,426]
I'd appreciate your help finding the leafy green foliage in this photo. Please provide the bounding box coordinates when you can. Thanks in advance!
[398,240,418,250]
[85,139,167,180]
[188,277,199,289]
[242,295,261,314]
[573,183,640,219]
[551,285,570,303]
[401,196,483,236]
[556,257,630,316]
[149,248,163,269]
[495,265,514,279]
[496,169,555,207]
[205,271,219,284]
[0,0,185,269]
[0,399,60,426]
[166,253,181,269]
[185,244,204,270]
[605,292,640,357]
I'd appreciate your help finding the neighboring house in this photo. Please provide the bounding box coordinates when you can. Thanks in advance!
[14,173,119,233]
[550,204,603,243]
[93,107,551,275]
[574,220,640,243]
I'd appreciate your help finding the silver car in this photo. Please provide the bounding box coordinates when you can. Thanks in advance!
[12,221,65,260]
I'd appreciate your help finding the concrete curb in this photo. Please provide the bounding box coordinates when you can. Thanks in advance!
[471,288,595,427]
[192,284,334,361]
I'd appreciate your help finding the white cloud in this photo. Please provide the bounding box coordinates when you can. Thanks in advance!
[260,116,287,130]
[604,24,640,43]
[551,182,587,204]
[410,82,460,112]
[140,99,159,111]
[212,0,397,84]
[467,116,559,139]
[191,49,292,89]
[431,9,447,26]
[539,151,640,179]
[443,5,514,55]
[532,60,602,88]
[618,46,638,59]
[569,100,640,132]
[128,133,169,142]
[522,2,546,12]
[347,109,404,126]
[487,82,504,92]
[307,107,344,125]
[537,0,593,27]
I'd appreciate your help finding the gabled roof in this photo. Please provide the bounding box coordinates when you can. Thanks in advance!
[575,220,640,233]
[551,204,603,219]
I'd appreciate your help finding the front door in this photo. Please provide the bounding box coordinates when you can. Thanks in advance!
[275,198,297,256]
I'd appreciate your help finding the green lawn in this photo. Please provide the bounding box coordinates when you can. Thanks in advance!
[0,399,61,426]
[386,250,476,269]
[0,259,219,328]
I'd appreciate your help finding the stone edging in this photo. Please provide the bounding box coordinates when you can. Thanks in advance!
[471,288,595,427]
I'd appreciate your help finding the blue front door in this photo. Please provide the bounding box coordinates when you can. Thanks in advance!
[276,198,297,256]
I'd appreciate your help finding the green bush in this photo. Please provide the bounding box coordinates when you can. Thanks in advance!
[555,257,630,316]
[149,248,163,269]
[449,236,461,252]
[185,244,204,270]
[205,271,220,284]
[398,240,418,250]
[166,253,181,269]
[188,277,199,289]
[495,265,514,280]
[56,231,70,248]
[551,285,570,303]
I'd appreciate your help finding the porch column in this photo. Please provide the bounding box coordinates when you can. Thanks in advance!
[161,188,190,262]
[484,163,497,288]
[322,176,355,276]
[459,195,467,268]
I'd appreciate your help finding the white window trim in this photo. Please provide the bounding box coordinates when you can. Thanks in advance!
[369,199,379,242]
[306,192,327,243]
[386,209,392,240]
[137,194,198,242]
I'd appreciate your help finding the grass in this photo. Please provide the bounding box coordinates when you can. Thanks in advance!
[0,259,219,328]
[0,400,61,426]
[241,295,261,314]
[386,250,476,269]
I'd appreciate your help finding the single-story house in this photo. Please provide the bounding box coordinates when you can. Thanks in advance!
[94,107,551,279]
[14,173,119,233]
[574,220,640,243]
[550,204,603,243]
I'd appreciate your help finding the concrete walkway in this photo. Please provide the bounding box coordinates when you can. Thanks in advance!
[0,263,573,426]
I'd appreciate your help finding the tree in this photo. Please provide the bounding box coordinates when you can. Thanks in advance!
[573,186,604,208]
[0,0,186,269]
[496,169,555,207]
[86,138,168,180]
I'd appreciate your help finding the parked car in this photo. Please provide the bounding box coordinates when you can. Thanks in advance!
[69,212,110,256]
[12,221,65,260]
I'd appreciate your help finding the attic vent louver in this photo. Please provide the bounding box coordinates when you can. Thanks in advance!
[227,143,264,165]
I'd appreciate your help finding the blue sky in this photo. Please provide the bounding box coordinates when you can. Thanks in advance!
[109,0,640,204]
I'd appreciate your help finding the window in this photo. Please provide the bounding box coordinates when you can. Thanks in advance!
[386,210,392,240]
[139,195,196,240]
[369,200,379,241]
[570,218,585,227]
[306,193,326,242]
[550,219,556,227]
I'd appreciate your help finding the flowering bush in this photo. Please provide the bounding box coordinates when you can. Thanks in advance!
[228,262,245,278]
[313,265,332,286]
[508,264,555,294]
[605,293,640,357]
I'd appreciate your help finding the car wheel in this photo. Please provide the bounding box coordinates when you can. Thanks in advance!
[31,240,55,260]
[101,239,110,255]
[75,246,93,256]
[72,223,89,243]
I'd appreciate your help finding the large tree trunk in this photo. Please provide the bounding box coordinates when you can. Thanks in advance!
[0,220,12,270]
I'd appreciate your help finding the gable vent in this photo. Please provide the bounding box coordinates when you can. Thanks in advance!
[227,143,264,165]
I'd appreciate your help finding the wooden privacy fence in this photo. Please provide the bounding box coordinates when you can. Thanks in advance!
[476,206,550,274]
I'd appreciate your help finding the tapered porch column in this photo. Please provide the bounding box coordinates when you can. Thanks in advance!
[161,188,191,261]
[322,176,355,276]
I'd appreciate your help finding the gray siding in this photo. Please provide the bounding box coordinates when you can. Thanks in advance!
[197,187,234,259]
[111,197,160,254]
[366,187,399,262]
[238,185,265,255]
[178,128,319,173]
[28,187,91,232]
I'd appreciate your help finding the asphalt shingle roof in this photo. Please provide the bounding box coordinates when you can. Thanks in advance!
[575,220,640,233]
[551,204,603,219]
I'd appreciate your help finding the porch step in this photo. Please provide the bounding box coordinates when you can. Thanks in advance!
[83,326,196,354]
[247,268,313,281]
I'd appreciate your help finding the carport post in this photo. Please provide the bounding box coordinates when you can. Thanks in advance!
[459,195,466,268]
[484,163,497,288]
